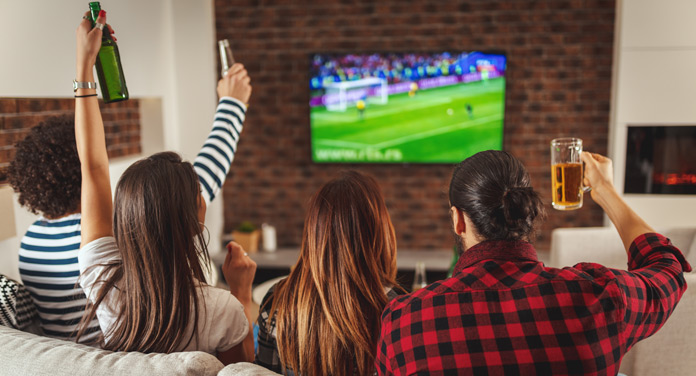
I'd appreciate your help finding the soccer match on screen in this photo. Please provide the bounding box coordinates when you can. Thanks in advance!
[309,51,507,163]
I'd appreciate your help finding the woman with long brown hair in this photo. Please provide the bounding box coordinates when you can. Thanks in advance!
[73,12,256,363]
[255,170,401,375]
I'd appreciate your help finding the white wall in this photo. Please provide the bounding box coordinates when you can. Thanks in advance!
[611,0,696,228]
[0,0,229,280]
[0,1,169,98]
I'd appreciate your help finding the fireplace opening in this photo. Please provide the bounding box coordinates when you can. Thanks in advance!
[624,125,696,195]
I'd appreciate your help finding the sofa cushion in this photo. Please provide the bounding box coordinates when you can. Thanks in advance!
[218,362,283,375]
[0,274,39,330]
[687,232,696,267]
[661,227,696,264]
[550,226,696,270]
[621,272,696,375]
[549,226,626,269]
[0,325,224,376]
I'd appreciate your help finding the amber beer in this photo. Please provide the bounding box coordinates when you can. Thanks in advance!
[552,162,583,209]
[551,138,585,210]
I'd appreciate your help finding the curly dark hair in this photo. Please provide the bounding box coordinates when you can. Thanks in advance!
[7,116,81,219]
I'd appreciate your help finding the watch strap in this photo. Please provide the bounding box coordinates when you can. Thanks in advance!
[73,80,97,92]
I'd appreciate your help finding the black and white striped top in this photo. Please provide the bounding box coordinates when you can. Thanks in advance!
[18,97,246,342]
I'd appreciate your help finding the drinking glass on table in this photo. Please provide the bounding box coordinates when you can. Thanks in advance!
[412,261,427,291]
[551,138,590,210]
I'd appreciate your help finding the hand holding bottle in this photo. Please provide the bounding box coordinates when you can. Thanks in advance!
[78,3,128,103]
[216,63,252,104]
[76,11,107,77]
[76,11,116,75]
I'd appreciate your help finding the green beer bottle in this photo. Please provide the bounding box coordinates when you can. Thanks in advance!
[88,2,128,103]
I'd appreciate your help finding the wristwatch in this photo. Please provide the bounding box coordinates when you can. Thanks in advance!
[73,80,97,92]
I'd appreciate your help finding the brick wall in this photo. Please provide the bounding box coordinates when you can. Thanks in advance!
[0,98,141,183]
[215,0,615,251]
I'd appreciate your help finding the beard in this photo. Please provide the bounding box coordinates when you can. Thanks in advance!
[453,230,466,257]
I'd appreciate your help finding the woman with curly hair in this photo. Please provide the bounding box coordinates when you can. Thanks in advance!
[8,116,103,342]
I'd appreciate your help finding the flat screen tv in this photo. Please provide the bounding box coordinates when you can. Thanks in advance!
[309,51,507,163]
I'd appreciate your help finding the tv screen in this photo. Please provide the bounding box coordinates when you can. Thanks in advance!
[309,51,507,163]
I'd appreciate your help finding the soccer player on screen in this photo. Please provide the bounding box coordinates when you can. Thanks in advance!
[357,99,366,121]
[408,82,419,97]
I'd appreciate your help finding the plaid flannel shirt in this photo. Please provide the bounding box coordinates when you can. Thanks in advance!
[376,233,691,376]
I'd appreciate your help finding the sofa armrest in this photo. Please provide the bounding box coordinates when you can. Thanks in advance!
[619,272,696,376]
[550,226,696,270]
[0,326,224,376]
[549,226,626,269]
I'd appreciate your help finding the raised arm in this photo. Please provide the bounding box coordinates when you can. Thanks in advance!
[581,151,654,251]
[75,12,113,246]
[194,64,252,208]
[582,152,691,346]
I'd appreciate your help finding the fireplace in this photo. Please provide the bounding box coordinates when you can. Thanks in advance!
[624,125,696,195]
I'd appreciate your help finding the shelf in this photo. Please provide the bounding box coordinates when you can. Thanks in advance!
[212,248,453,272]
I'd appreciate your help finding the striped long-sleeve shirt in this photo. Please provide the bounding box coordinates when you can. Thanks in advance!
[18,97,246,342]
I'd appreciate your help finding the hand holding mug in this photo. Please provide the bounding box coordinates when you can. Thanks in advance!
[581,151,614,201]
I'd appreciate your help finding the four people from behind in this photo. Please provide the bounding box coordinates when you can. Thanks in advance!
[4,10,691,376]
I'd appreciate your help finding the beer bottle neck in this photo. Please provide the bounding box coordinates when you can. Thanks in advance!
[88,2,101,26]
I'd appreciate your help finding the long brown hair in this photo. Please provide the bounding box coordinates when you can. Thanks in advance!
[76,152,210,353]
[270,170,399,376]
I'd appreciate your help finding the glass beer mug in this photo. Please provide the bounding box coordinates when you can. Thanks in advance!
[550,138,590,210]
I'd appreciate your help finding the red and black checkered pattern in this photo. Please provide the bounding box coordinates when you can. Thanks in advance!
[376,233,691,376]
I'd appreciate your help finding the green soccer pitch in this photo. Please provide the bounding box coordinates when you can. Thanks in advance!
[310,77,506,163]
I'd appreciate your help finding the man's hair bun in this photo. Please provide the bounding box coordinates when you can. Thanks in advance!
[449,151,546,241]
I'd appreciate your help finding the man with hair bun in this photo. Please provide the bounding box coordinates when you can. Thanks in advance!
[376,150,691,376]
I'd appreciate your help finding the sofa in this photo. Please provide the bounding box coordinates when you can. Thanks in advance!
[0,325,280,376]
[550,226,696,376]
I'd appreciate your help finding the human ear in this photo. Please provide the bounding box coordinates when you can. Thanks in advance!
[450,206,466,236]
